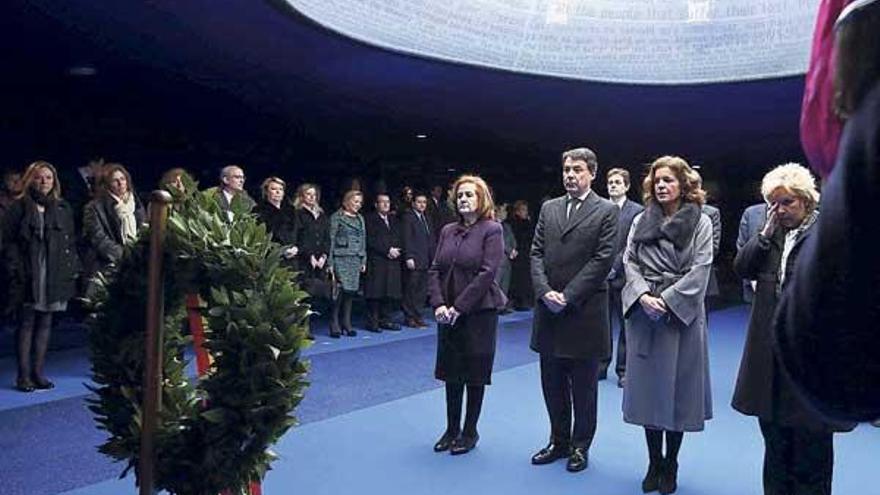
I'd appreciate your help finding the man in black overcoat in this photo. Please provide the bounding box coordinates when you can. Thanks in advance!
[364,193,403,331]
[530,147,618,473]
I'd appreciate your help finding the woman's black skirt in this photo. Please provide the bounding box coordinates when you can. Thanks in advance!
[435,309,498,385]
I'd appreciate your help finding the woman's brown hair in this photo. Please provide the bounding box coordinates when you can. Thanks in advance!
[449,174,496,221]
[641,156,705,207]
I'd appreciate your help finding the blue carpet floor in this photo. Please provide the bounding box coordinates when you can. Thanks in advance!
[1,307,879,495]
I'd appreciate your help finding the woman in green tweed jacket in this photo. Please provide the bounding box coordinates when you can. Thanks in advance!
[328,190,366,338]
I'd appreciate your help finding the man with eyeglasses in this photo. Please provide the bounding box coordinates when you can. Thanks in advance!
[210,164,255,222]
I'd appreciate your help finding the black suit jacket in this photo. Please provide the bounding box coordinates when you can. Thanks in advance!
[530,192,619,359]
[702,204,722,297]
[608,198,644,290]
[401,210,435,270]
[364,211,403,299]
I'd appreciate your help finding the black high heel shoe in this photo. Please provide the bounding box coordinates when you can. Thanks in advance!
[433,430,460,452]
[15,378,35,393]
[32,376,55,390]
[449,433,479,455]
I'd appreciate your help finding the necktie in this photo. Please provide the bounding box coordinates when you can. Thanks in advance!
[567,197,582,220]
[418,213,429,234]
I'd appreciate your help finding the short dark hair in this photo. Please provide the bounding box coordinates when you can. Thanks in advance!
[606,168,631,187]
[561,147,598,175]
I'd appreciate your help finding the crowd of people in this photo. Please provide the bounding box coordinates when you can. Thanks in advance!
[0,160,546,385]
[425,146,868,495]
[0,151,835,494]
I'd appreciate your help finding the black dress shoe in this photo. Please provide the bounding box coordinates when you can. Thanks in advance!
[531,443,570,465]
[379,321,401,331]
[566,447,589,472]
[658,460,678,494]
[344,329,357,337]
[330,331,341,339]
[598,369,608,380]
[433,430,460,452]
[642,461,661,492]
[364,323,381,333]
[450,433,479,455]
[15,378,35,393]
[32,377,55,390]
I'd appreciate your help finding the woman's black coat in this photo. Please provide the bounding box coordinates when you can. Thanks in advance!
[82,194,146,276]
[732,225,854,432]
[2,197,80,311]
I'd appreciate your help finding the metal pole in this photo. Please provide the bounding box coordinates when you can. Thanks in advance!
[139,190,173,495]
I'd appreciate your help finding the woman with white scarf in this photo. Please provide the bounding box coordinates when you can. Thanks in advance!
[83,163,145,288]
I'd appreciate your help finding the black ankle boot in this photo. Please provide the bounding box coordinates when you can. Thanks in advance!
[658,459,678,494]
[641,460,662,492]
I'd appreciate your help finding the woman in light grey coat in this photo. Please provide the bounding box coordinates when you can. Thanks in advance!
[621,156,713,495]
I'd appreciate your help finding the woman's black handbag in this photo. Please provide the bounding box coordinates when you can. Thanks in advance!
[301,268,338,301]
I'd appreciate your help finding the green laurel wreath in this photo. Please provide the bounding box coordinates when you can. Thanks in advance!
[87,181,310,495]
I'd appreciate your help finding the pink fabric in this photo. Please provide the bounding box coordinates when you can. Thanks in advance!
[800,0,853,178]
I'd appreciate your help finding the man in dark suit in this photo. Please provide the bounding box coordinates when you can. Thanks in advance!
[736,202,767,303]
[427,184,455,238]
[401,192,435,328]
[600,167,643,388]
[207,164,255,222]
[530,147,618,473]
[694,172,722,309]
[364,193,403,331]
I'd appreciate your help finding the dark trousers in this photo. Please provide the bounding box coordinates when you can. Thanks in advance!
[600,287,626,378]
[367,298,397,327]
[539,355,599,449]
[402,269,428,321]
[758,420,834,495]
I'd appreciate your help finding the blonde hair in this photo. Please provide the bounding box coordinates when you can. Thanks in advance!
[293,183,322,211]
[340,190,363,212]
[641,156,705,207]
[18,161,61,200]
[761,163,820,213]
[260,176,286,201]
[450,174,495,221]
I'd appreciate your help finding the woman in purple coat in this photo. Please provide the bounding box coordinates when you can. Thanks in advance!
[428,175,507,455]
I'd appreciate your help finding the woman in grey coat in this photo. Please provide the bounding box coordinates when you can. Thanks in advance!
[621,156,713,494]
[328,190,366,338]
